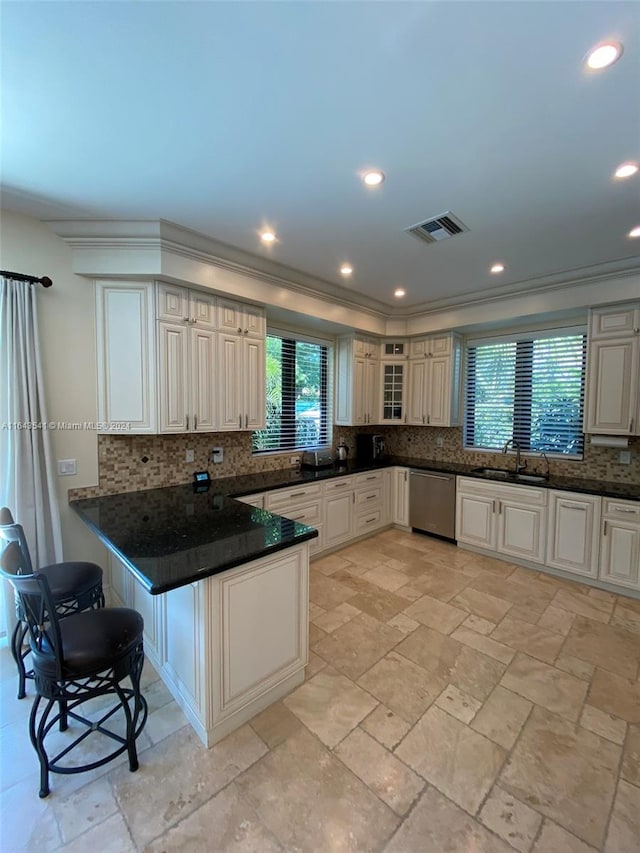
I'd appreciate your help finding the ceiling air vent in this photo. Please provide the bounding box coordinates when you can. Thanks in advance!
[405,211,469,244]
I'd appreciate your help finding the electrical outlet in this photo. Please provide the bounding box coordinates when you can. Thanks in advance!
[211,447,223,464]
[290,456,300,466]
[185,449,195,463]
[619,450,631,465]
[436,436,444,448]
[57,459,77,476]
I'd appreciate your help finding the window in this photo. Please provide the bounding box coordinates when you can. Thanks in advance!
[464,327,586,456]
[252,330,332,453]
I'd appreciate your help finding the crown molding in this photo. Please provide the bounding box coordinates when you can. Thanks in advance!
[46,218,640,335]
[46,218,390,321]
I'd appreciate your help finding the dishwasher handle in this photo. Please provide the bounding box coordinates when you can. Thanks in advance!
[410,471,453,482]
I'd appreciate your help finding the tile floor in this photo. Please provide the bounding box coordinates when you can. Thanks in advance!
[1,529,639,852]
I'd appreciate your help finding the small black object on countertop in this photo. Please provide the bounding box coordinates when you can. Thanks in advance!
[71,486,317,595]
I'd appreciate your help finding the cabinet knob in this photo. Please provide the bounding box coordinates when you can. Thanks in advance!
[237,327,243,334]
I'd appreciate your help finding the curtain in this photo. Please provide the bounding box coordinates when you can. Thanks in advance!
[0,277,63,637]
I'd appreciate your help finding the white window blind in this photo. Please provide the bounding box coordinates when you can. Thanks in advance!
[253,330,332,453]
[464,328,586,456]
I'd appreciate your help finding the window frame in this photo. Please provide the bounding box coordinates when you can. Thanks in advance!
[252,326,333,455]
[463,325,587,459]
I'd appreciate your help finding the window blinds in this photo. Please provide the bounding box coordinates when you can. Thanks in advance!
[464,328,586,456]
[253,331,332,453]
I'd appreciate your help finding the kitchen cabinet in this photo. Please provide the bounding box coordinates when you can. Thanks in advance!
[456,477,547,564]
[354,470,386,535]
[217,331,266,431]
[235,493,265,509]
[393,467,410,527]
[407,333,462,427]
[158,321,216,433]
[265,484,324,554]
[380,362,407,423]
[95,280,157,433]
[599,498,640,590]
[157,282,216,329]
[546,491,601,578]
[584,303,640,435]
[335,335,380,426]
[217,297,266,338]
[324,478,356,548]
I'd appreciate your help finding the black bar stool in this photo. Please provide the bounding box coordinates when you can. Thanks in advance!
[0,507,105,699]
[0,519,148,798]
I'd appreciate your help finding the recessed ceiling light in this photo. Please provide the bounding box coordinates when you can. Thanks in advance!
[490,263,505,274]
[340,264,353,277]
[260,230,276,244]
[394,288,406,298]
[362,170,385,187]
[585,41,623,70]
[629,226,640,238]
[615,162,639,179]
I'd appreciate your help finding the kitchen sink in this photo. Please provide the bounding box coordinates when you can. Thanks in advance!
[471,467,512,478]
[512,473,549,484]
[472,467,549,484]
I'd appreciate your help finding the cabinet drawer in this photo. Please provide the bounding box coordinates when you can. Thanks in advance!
[235,493,265,508]
[265,483,322,509]
[355,508,382,533]
[355,471,384,488]
[356,487,382,506]
[602,498,640,521]
[323,477,355,494]
[281,502,321,525]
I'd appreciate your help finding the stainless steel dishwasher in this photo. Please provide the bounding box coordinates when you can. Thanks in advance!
[409,470,456,540]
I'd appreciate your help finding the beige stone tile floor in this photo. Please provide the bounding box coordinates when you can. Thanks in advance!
[1,529,639,852]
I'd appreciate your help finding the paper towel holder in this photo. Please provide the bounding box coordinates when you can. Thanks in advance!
[589,435,630,449]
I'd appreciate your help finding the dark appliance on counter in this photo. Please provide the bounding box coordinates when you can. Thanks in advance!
[356,434,385,464]
[409,469,456,541]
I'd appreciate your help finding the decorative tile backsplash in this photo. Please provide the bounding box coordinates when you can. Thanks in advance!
[68,426,639,501]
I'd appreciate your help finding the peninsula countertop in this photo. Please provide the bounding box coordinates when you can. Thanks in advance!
[71,485,318,594]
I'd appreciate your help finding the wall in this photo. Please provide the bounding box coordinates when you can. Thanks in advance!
[0,211,105,563]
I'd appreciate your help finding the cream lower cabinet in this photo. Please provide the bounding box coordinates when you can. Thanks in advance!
[323,479,355,548]
[265,483,323,555]
[393,467,410,526]
[599,499,640,590]
[456,477,547,564]
[546,491,601,578]
[109,544,309,747]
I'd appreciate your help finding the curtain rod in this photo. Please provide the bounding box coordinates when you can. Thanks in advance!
[0,270,53,288]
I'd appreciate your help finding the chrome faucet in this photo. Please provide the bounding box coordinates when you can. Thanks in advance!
[539,452,551,480]
[503,438,527,474]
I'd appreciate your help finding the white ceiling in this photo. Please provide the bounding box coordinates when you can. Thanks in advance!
[2,1,639,310]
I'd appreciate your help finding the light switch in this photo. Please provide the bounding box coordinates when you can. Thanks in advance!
[619,450,631,465]
[57,459,77,476]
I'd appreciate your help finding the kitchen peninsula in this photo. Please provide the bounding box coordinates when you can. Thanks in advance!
[72,484,317,747]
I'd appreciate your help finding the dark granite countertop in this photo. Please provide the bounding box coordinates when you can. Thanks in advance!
[71,486,317,595]
[216,456,640,502]
[71,455,639,594]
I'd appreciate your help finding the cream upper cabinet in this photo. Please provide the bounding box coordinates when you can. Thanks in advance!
[217,332,266,431]
[407,333,462,426]
[585,303,640,436]
[157,282,216,330]
[380,362,407,424]
[95,280,157,433]
[217,297,265,338]
[335,335,380,426]
[158,321,217,433]
[545,491,601,578]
